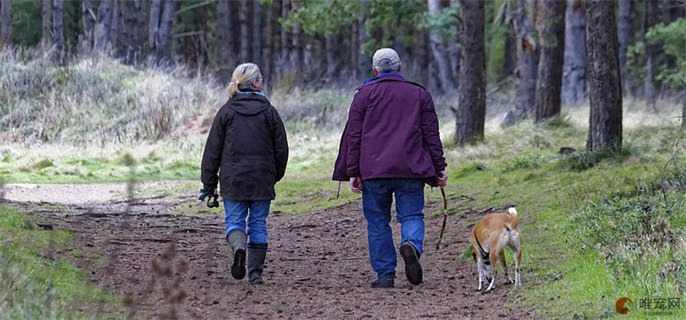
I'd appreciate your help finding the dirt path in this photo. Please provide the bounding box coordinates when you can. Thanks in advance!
[2,184,534,320]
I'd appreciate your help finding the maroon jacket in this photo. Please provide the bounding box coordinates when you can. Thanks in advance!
[332,74,446,186]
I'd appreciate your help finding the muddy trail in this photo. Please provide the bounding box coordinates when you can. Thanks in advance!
[3,185,533,320]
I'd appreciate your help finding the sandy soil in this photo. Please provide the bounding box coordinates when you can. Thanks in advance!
[1,183,534,320]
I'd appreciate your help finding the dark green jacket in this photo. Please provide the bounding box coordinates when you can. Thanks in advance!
[201,92,289,201]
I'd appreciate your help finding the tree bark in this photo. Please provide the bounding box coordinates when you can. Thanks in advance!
[428,0,456,94]
[253,0,263,66]
[280,0,290,70]
[109,0,119,52]
[561,0,586,105]
[155,0,175,64]
[357,0,370,78]
[502,0,538,127]
[80,0,95,51]
[131,0,145,63]
[52,0,64,64]
[455,0,485,145]
[585,0,622,151]
[264,1,277,90]
[644,0,659,104]
[93,0,113,52]
[1,0,11,47]
[534,0,566,122]
[41,0,52,48]
[616,0,631,96]
[502,21,517,79]
[350,17,359,78]
[148,0,162,54]
[325,34,337,77]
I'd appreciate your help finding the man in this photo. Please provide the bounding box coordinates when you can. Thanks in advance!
[333,48,447,288]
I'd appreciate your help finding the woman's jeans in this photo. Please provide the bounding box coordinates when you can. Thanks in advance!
[224,200,271,243]
[362,179,425,279]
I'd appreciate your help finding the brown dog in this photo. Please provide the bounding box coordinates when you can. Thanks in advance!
[470,207,521,292]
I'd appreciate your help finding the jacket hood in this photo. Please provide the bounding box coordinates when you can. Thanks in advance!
[229,93,271,116]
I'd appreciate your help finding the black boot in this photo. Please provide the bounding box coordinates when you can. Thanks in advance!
[400,241,423,285]
[247,243,268,284]
[227,229,247,280]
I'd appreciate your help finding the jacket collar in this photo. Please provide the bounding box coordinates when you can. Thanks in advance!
[363,72,404,85]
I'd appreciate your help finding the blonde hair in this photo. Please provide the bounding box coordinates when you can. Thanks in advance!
[227,63,263,97]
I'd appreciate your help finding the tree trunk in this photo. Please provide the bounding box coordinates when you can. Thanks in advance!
[455,0,485,145]
[561,0,586,105]
[1,0,11,47]
[534,0,566,122]
[215,0,233,78]
[644,0,659,105]
[253,0,263,66]
[350,17,359,79]
[503,0,538,127]
[52,0,64,64]
[616,0,631,96]
[264,1,277,91]
[80,0,95,51]
[502,22,517,79]
[41,0,52,48]
[291,0,303,72]
[122,0,135,63]
[155,0,175,64]
[357,0,370,78]
[239,0,250,62]
[585,0,622,151]
[448,0,460,87]
[325,34,337,77]
[148,0,162,54]
[109,0,119,52]
[93,0,113,52]
[131,0,145,63]
[280,0,290,70]
[428,0,456,94]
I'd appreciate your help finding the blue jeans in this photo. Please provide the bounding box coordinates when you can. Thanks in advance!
[362,179,425,279]
[224,200,271,243]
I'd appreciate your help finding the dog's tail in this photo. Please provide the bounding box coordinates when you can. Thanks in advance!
[507,207,519,229]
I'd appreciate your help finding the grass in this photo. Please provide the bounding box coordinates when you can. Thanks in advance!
[0,205,116,319]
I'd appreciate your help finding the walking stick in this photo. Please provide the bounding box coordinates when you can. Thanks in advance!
[436,188,448,250]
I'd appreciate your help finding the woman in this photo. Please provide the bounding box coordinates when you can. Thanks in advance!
[200,63,289,284]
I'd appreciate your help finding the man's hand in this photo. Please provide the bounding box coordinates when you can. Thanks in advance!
[438,170,448,188]
[199,185,219,208]
[349,177,362,194]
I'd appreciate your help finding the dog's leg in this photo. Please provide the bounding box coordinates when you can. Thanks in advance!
[486,250,498,291]
[514,247,522,287]
[499,250,512,284]
[476,256,484,291]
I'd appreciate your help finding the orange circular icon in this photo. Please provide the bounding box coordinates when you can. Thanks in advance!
[616,297,633,314]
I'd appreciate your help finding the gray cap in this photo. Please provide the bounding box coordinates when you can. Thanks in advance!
[372,48,400,71]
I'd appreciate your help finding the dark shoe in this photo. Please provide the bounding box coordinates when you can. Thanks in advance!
[371,272,395,288]
[231,248,246,280]
[400,242,423,285]
[247,243,268,285]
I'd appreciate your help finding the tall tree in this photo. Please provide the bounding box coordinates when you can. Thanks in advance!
[109,0,120,53]
[643,0,659,104]
[280,0,290,70]
[291,0,303,71]
[41,0,52,48]
[148,0,162,54]
[561,0,586,105]
[264,0,278,90]
[616,0,631,95]
[253,0,263,66]
[350,15,360,78]
[427,0,456,94]
[93,0,113,52]
[239,0,250,62]
[155,0,175,64]
[585,0,622,151]
[0,0,11,47]
[455,0,485,145]
[215,0,234,75]
[502,0,538,126]
[534,0,566,122]
[80,0,95,51]
[52,0,64,64]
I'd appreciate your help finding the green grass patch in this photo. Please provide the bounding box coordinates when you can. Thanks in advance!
[0,206,116,319]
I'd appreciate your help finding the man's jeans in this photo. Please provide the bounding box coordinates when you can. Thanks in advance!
[362,179,425,279]
[224,200,271,243]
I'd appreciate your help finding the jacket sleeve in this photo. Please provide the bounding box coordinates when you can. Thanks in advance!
[271,108,289,182]
[345,91,366,178]
[420,90,447,174]
[200,107,228,188]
